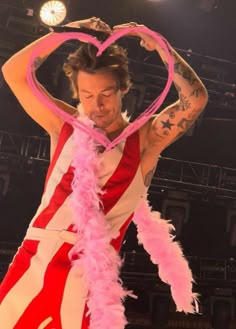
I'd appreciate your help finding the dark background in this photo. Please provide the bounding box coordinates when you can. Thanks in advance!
[0,0,236,258]
[1,1,236,327]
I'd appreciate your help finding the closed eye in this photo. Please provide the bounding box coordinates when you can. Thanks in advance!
[83,94,93,99]
[80,87,117,99]
[102,90,114,97]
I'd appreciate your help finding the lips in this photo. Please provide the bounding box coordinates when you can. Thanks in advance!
[92,112,108,119]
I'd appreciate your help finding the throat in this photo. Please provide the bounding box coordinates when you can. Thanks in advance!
[97,122,129,154]
[106,121,129,141]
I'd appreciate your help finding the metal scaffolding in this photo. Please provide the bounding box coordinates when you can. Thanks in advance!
[0,130,236,201]
[150,157,236,201]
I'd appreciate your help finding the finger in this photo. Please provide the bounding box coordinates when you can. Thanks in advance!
[113,24,130,29]
[113,22,141,29]
[140,39,154,51]
[140,40,145,48]
[140,39,149,49]
[101,23,112,33]
[89,17,112,33]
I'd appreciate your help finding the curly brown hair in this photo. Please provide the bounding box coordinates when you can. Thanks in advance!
[63,43,131,99]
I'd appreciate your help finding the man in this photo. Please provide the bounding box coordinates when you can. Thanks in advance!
[0,17,207,329]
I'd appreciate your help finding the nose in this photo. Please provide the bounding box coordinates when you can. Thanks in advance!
[93,94,104,110]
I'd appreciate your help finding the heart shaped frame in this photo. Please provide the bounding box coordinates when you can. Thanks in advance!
[27,26,174,150]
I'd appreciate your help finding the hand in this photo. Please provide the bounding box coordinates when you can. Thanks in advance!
[65,17,112,34]
[113,22,157,51]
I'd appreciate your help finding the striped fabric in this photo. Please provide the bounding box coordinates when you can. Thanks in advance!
[0,123,146,329]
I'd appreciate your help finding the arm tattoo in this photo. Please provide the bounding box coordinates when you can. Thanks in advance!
[177,118,192,131]
[163,130,170,136]
[165,53,198,86]
[33,56,48,70]
[190,86,206,98]
[179,93,191,111]
[144,167,156,187]
[173,117,195,144]
[174,83,182,93]
[177,108,199,131]
[174,61,197,86]
[152,125,164,139]
[161,119,175,130]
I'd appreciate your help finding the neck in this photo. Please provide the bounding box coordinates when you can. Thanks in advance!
[99,113,129,140]
[107,120,129,141]
[104,114,129,141]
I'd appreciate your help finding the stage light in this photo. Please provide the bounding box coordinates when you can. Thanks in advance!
[39,1,67,26]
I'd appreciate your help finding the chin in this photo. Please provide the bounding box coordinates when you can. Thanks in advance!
[94,118,112,129]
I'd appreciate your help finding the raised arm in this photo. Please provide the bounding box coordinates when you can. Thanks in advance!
[114,23,208,154]
[2,18,111,138]
[2,31,72,137]
[146,45,208,153]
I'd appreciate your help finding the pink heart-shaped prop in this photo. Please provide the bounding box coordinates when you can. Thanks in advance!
[27,26,174,151]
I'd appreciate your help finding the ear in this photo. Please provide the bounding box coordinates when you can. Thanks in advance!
[121,88,129,97]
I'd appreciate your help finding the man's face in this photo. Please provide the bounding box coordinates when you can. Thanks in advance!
[77,70,125,131]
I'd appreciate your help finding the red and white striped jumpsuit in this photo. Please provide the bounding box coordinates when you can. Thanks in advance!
[0,122,146,329]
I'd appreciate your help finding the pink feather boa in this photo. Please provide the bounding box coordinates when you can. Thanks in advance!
[69,115,129,329]
[132,200,199,313]
[69,116,198,329]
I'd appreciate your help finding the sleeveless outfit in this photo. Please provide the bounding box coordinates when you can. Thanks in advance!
[0,122,146,329]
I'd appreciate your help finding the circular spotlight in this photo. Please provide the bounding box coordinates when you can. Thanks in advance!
[39,1,67,26]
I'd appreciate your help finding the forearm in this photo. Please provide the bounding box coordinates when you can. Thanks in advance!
[2,17,111,86]
[2,32,64,83]
[156,44,208,109]
[127,25,208,109]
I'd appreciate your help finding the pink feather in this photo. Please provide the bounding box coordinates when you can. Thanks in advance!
[69,116,198,328]
[132,198,199,313]
[69,115,129,329]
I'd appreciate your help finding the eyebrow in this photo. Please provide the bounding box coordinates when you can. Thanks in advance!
[79,86,117,93]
